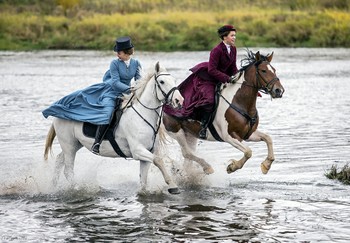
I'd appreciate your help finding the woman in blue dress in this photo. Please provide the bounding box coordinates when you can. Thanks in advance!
[42,36,142,154]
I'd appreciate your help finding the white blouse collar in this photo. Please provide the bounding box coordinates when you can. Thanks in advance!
[123,59,130,67]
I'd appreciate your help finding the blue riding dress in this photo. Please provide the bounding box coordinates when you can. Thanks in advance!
[42,58,141,125]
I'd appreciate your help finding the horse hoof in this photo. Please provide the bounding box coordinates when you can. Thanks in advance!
[168,187,180,194]
[261,163,269,174]
[204,167,214,175]
[226,164,237,174]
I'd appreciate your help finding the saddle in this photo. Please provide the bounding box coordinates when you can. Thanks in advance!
[200,72,244,141]
[82,101,126,157]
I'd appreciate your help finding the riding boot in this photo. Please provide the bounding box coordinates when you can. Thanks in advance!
[199,111,212,139]
[91,124,109,155]
[114,98,123,128]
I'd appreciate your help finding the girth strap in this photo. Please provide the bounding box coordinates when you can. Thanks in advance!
[218,92,258,140]
[208,124,224,142]
[228,103,258,139]
[105,132,127,158]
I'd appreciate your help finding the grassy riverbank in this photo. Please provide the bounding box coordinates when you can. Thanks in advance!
[1,0,349,51]
[325,163,350,185]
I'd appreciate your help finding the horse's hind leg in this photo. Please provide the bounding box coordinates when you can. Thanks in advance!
[52,152,65,187]
[182,133,196,170]
[246,130,275,174]
[63,151,78,184]
[52,149,79,187]
[57,138,82,185]
[174,130,214,175]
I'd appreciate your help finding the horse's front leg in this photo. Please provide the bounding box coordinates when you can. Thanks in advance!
[224,136,252,174]
[246,130,275,174]
[133,147,179,194]
[139,160,151,191]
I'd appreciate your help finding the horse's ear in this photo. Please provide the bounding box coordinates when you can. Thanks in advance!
[255,51,261,61]
[267,52,274,62]
[155,61,160,73]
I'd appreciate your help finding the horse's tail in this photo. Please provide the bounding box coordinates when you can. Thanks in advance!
[44,124,56,161]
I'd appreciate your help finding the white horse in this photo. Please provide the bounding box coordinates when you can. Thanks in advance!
[44,62,184,194]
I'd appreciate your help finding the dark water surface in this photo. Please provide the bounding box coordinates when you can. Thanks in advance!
[0,49,350,242]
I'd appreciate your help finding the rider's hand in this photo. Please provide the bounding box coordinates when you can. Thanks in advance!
[229,72,241,84]
[130,86,136,93]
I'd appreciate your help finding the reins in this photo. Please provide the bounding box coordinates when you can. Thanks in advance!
[235,61,280,93]
[154,73,178,103]
[218,59,278,140]
[127,72,178,152]
[219,93,258,140]
[255,64,280,94]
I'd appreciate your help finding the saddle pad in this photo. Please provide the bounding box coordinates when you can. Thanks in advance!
[82,122,110,140]
[82,122,126,157]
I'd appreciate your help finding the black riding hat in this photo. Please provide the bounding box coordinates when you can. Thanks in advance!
[114,36,134,52]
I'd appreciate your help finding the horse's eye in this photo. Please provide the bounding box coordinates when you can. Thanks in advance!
[160,80,165,84]
[261,70,267,73]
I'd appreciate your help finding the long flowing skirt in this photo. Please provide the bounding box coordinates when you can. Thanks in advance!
[163,73,216,118]
[42,82,118,125]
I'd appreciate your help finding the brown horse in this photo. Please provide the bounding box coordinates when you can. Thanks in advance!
[162,50,284,175]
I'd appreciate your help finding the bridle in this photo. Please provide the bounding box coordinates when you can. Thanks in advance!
[254,61,280,94]
[154,73,178,105]
[129,72,179,152]
[218,60,280,140]
[242,60,280,95]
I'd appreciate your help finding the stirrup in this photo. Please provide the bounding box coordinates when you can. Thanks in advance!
[91,143,100,155]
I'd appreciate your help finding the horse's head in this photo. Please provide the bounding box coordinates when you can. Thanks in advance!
[255,51,284,98]
[153,62,184,108]
[244,51,284,98]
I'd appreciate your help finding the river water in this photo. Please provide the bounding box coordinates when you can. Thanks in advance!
[0,49,349,242]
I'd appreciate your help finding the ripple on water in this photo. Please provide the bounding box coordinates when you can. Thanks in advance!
[1,49,350,242]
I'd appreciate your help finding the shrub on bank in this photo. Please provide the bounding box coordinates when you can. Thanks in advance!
[325,163,350,185]
[0,9,349,50]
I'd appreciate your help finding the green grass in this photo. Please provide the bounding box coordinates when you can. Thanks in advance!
[0,0,349,50]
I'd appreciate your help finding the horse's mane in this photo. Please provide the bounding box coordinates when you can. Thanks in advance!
[121,68,154,105]
[240,49,271,71]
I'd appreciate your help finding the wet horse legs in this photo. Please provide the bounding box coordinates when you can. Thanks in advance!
[175,130,214,174]
[133,147,179,194]
[246,130,275,174]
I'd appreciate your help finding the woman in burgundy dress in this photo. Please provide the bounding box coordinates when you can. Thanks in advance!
[164,25,238,138]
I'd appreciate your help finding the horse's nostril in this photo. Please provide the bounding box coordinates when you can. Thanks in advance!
[275,88,282,97]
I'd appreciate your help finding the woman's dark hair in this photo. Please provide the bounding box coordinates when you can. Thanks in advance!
[217,25,236,40]
[120,47,134,55]
[218,31,232,40]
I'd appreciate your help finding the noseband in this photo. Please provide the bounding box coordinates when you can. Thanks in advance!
[254,61,280,94]
[154,73,178,104]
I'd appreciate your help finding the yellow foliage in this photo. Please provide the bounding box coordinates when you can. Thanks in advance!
[1,6,350,50]
[56,0,81,11]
